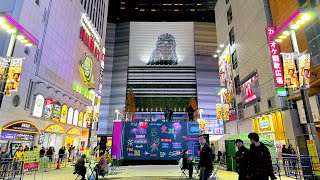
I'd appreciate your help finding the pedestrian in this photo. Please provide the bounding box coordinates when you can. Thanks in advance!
[210,143,216,162]
[47,147,54,162]
[287,144,297,175]
[74,154,86,180]
[181,149,193,179]
[40,147,45,158]
[98,151,107,176]
[58,146,65,162]
[282,144,288,174]
[247,132,277,180]
[13,146,25,173]
[198,135,213,180]
[0,146,10,160]
[24,145,29,151]
[235,139,249,180]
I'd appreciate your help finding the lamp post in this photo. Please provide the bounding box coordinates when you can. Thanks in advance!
[0,13,38,108]
[270,9,320,154]
[114,109,120,121]
[87,88,97,149]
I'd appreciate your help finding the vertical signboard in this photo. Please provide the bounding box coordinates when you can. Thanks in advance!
[73,110,79,126]
[266,27,284,87]
[282,53,299,90]
[0,57,8,83]
[4,58,24,96]
[93,106,99,122]
[60,105,68,123]
[216,104,222,120]
[44,98,54,119]
[52,102,61,121]
[78,111,84,127]
[298,53,311,88]
[67,107,74,124]
[32,95,45,118]
[86,106,93,121]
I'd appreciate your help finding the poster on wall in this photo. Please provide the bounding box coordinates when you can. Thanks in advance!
[32,95,45,118]
[52,102,61,121]
[282,53,299,90]
[83,114,87,128]
[67,107,74,124]
[4,58,23,96]
[129,22,195,67]
[0,57,8,84]
[60,105,68,123]
[123,122,199,160]
[78,111,84,127]
[223,104,230,121]
[43,98,54,119]
[241,72,260,106]
[216,104,222,120]
[93,106,99,122]
[86,106,93,121]
[201,120,225,135]
[218,46,236,120]
[298,53,311,88]
[73,110,79,126]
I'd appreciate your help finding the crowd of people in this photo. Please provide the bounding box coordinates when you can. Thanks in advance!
[235,133,277,180]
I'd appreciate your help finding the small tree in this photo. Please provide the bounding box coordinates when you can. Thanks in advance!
[124,88,137,121]
[188,96,199,120]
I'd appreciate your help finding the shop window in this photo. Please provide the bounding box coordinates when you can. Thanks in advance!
[227,6,232,25]
[232,50,238,69]
[229,27,235,45]
[306,26,317,42]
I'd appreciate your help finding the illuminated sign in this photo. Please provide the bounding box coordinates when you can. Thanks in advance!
[45,125,65,133]
[80,26,102,61]
[241,72,260,105]
[3,121,41,134]
[44,98,54,119]
[266,27,284,87]
[259,120,269,129]
[72,83,95,100]
[52,102,61,121]
[80,54,95,87]
[60,104,68,123]
[67,107,74,124]
[32,94,44,118]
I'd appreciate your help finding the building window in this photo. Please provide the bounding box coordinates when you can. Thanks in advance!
[234,75,241,95]
[35,0,40,6]
[227,6,232,25]
[229,27,235,45]
[232,51,238,69]
[298,0,308,6]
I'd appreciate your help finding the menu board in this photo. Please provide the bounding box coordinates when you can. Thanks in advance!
[123,122,199,160]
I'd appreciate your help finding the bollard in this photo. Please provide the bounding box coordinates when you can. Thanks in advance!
[56,158,61,169]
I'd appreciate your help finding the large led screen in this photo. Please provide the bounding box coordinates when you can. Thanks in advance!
[129,22,195,67]
[123,122,199,160]
[241,72,260,106]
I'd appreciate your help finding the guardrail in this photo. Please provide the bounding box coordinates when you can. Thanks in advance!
[0,160,23,180]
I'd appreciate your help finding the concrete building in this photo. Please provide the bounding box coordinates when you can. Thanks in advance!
[98,22,220,136]
[0,0,108,154]
[214,0,302,151]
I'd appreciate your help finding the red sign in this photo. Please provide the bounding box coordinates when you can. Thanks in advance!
[80,26,105,61]
[266,27,284,87]
[139,122,148,129]
[161,138,172,143]
[24,162,39,172]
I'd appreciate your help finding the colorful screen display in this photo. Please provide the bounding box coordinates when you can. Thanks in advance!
[123,122,199,160]
[241,72,260,106]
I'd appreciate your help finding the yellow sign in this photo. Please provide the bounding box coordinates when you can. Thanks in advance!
[223,104,229,121]
[93,106,99,122]
[199,120,206,130]
[86,106,93,121]
[67,128,81,136]
[60,105,68,123]
[4,58,23,96]
[80,54,95,87]
[45,125,64,133]
[307,140,320,175]
[78,111,84,127]
[216,104,222,120]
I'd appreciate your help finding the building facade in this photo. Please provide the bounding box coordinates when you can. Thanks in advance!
[215,0,302,152]
[98,22,220,135]
[0,0,108,154]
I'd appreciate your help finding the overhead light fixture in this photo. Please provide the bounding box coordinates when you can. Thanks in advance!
[283,31,290,36]
[219,44,224,48]
[301,13,311,21]
[21,39,28,43]
[7,28,16,34]
[16,35,25,40]
[0,18,6,25]
[290,24,299,30]
[296,19,305,25]
[275,39,283,43]
[25,43,33,47]
[279,36,287,39]
[213,54,218,58]
[217,50,221,53]
[0,23,10,29]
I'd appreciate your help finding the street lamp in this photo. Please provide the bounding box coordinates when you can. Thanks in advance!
[87,88,97,149]
[269,8,320,154]
[114,109,120,121]
[0,13,39,108]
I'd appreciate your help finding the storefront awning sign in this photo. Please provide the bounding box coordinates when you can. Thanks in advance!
[3,121,41,134]
[67,128,81,136]
[45,125,65,133]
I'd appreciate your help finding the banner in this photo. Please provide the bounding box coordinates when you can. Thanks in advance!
[92,106,99,122]
[44,98,54,119]
[32,94,45,118]
[4,58,23,96]
[216,104,222,120]
[0,57,8,83]
[52,102,61,121]
[86,106,93,121]
[298,53,311,88]
[24,151,40,172]
[60,105,68,123]
[78,111,84,127]
[282,53,299,90]
[223,104,230,121]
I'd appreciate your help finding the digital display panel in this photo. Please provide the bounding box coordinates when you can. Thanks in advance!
[241,72,260,106]
[123,122,199,160]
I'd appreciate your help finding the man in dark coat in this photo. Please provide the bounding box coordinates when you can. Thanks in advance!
[248,132,277,180]
[198,135,213,180]
[235,139,249,180]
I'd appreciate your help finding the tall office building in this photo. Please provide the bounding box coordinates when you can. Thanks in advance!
[107,0,217,22]
[0,0,108,152]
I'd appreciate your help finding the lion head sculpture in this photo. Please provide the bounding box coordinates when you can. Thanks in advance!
[147,33,178,65]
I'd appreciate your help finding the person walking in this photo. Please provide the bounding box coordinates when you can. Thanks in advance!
[58,146,65,163]
[247,133,277,180]
[235,139,249,180]
[282,144,288,175]
[198,135,213,180]
[74,154,86,180]
[181,149,193,179]
[47,147,54,162]
[287,144,297,175]
[0,146,10,160]
[40,147,45,158]
[13,146,25,174]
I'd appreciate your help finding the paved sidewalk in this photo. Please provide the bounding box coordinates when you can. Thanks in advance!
[23,165,295,180]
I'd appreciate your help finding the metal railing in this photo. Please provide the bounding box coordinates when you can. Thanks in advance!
[0,160,23,180]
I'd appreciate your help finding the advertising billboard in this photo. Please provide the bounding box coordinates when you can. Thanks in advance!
[122,122,199,160]
[129,22,195,67]
[241,72,260,106]
[282,53,299,90]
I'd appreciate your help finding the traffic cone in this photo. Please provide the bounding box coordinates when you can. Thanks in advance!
[56,159,61,169]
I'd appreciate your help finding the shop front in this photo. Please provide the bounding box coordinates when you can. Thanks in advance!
[65,128,81,150]
[252,111,287,155]
[0,121,41,157]
[41,124,65,153]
